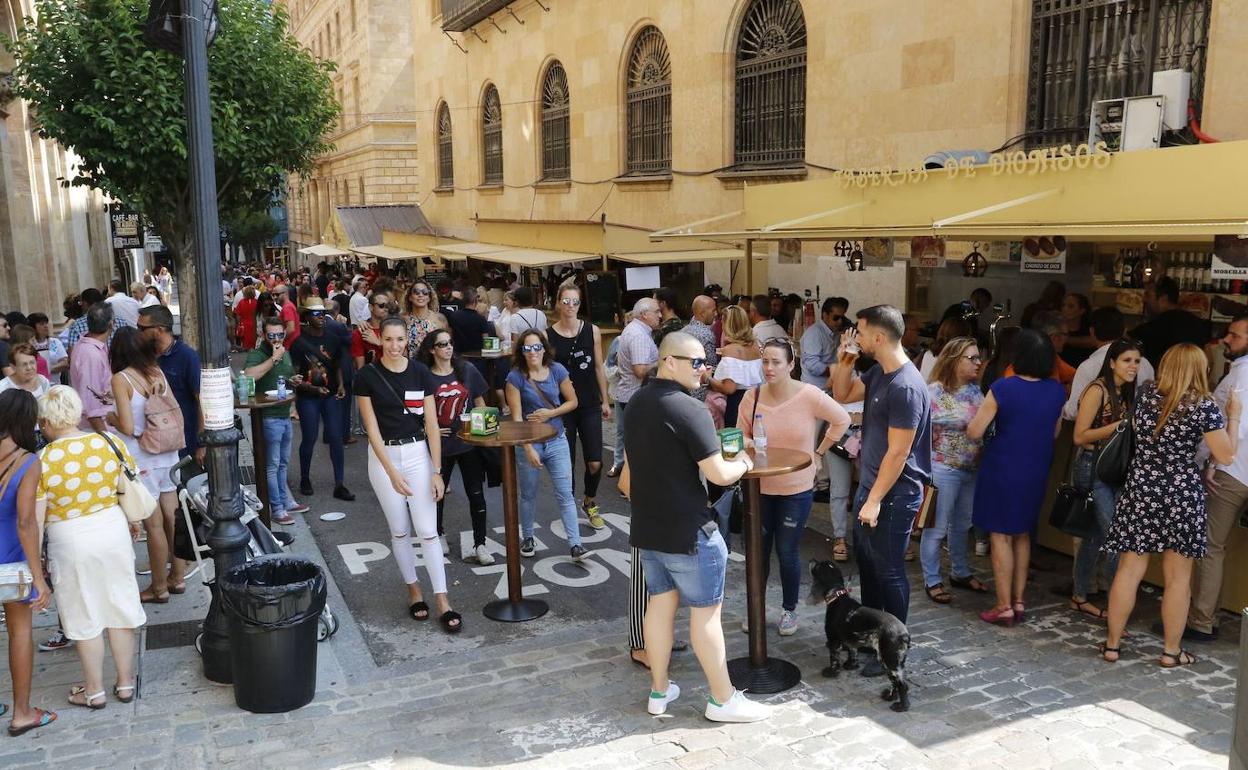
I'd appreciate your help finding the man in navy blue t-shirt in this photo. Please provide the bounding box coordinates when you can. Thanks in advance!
[830,304,931,635]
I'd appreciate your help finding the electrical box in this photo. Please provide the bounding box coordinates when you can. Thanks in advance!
[1089,96,1164,152]
[1152,69,1192,131]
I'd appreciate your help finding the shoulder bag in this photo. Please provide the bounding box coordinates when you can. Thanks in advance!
[1095,386,1135,486]
[0,452,35,602]
[97,432,157,523]
[1049,452,1099,539]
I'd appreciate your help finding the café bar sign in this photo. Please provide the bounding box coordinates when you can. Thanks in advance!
[833,142,1114,188]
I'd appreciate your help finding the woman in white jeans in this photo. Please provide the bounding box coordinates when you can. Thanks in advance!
[355,317,460,633]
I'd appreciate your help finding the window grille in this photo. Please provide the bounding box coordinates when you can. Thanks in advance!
[540,62,571,180]
[734,0,807,169]
[437,103,454,188]
[482,85,504,185]
[626,26,672,175]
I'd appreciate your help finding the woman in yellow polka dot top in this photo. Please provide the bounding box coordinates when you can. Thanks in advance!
[36,386,145,709]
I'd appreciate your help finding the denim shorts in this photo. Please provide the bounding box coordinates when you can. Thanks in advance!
[638,528,728,608]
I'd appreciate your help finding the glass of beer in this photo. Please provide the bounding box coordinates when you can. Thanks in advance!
[839,335,860,366]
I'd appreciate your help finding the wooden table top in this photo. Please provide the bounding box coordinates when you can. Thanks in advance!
[742,447,813,479]
[457,421,556,447]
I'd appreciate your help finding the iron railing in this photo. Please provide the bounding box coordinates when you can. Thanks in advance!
[482,86,503,185]
[733,0,807,169]
[440,0,517,32]
[541,63,571,180]
[437,104,454,188]
[1026,0,1211,148]
[626,26,672,175]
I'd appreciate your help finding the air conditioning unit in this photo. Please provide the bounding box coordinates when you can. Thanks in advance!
[1089,96,1164,152]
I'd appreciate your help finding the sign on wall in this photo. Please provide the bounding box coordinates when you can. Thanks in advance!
[1016,236,1068,274]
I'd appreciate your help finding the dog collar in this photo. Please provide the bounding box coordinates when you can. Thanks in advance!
[824,588,850,605]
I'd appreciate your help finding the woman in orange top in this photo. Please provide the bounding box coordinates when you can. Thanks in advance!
[738,338,850,636]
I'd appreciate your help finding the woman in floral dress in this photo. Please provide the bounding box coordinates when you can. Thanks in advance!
[403,279,447,358]
[1101,344,1239,668]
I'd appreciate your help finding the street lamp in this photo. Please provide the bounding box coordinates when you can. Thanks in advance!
[145,0,248,684]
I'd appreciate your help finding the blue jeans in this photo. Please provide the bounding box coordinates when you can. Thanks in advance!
[639,528,728,608]
[261,417,294,514]
[760,490,814,611]
[295,396,345,484]
[1071,449,1120,598]
[518,434,582,548]
[611,401,627,469]
[920,463,976,587]
[852,486,921,624]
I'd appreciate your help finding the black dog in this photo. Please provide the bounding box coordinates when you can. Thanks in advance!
[808,559,912,712]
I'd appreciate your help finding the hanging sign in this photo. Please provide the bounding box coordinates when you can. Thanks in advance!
[910,236,946,268]
[1212,235,1248,279]
[778,239,802,265]
[1018,236,1068,274]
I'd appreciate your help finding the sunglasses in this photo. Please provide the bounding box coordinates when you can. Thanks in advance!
[963,355,983,363]
[520,343,545,353]
[372,301,389,307]
[560,298,581,307]
[411,288,431,296]
[432,340,453,349]
[669,354,709,370]
[137,324,166,332]
[307,310,325,317]
[266,332,286,340]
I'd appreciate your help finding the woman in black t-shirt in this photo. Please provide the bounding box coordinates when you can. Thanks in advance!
[355,317,461,633]
[548,283,611,530]
[417,329,492,566]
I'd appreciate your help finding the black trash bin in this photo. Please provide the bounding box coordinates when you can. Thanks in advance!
[220,555,327,713]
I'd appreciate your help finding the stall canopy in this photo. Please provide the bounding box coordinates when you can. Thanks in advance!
[650,140,1248,243]
[297,243,350,259]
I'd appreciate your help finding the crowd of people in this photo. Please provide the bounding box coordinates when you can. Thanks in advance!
[0,258,1241,732]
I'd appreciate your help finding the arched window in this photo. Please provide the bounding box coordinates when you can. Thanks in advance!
[482,85,503,185]
[540,61,571,180]
[625,26,672,175]
[436,102,454,188]
[734,0,807,169]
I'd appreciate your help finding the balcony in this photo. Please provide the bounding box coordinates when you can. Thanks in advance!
[441,0,517,32]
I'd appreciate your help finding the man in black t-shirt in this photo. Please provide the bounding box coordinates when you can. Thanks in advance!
[290,298,353,501]
[446,287,492,353]
[624,332,769,723]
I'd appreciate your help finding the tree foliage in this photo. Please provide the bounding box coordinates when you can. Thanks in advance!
[222,206,280,261]
[6,0,339,343]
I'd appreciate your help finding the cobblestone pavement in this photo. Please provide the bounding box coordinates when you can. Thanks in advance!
[0,420,1238,768]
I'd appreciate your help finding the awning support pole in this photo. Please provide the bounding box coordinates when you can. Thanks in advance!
[761,201,870,232]
[932,189,1061,228]
[745,239,754,295]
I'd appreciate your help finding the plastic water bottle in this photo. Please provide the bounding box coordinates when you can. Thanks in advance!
[276,376,287,399]
[753,413,767,454]
[236,374,248,403]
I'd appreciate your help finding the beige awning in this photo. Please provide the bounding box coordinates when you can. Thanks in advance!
[433,241,595,267]
[351,244,428,261]
[611,248,745,265]
[297,243,350,258]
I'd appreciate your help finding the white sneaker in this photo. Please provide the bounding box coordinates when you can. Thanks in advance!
[471,545,495,566]
[647,681,680,715]
[705,689,770,723]
[975,540,989,557]
[777,610,798,636]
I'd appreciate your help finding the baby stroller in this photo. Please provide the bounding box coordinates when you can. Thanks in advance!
[170,456,340,646]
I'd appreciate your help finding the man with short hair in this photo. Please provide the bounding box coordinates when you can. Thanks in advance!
[244,317,306,525]
[683,295,719,401]
[652,287,685,345]
[290,298,354,501]
[506,286,547,343]
[831,305,932,643]
[610,297,661,476]
[351,289,390,370]
[1185,314,1248,642]
[349,277,371,325]
[750,293,786,342]
[800,297,849,388]
[139,305,204,463]
[71,303,114,431]
[272,284,300,346]
[1063,307,1156,421]
[65,288,106,351]
[129,281,148,305]
[1026,311,1077,389]
[625,331,769,723]
[1132,276,1209,369]
[446,287,492,353]
[105,278,140,328]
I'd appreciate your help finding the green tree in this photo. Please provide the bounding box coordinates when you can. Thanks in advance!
[222,206,280,264]
[6,0,338,345]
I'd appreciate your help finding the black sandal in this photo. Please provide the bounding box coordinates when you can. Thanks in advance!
[409,601,430,621]
[925,583,952,604]
[1159,649,1196,668]
[1069,599,1106,619]
[438,610,463,634]
[950,575,989,593]
[1098,642,1121,663]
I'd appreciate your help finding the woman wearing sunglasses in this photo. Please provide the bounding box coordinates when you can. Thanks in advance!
[403,279,447,359]
[505,329,590,563]
[548,284,611,530]
[737,338,850,636]
[417,329,492,566]
[355,317,460,632]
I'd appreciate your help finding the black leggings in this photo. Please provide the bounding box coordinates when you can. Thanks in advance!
[563,403,604,499]
[437,450,488,547]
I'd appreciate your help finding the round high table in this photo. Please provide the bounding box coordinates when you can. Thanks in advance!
[235,393,296,529]
[727,446,812,694]
[461,350,508,406]
[458,421,557,622]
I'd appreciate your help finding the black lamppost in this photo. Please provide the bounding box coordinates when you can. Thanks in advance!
[145,0,248,684]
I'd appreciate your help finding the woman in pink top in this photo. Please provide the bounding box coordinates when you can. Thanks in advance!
[739,339,851,636]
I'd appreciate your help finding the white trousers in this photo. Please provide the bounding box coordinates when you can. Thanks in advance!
[367,441,446,593]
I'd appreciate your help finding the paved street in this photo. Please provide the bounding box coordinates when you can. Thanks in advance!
[0,421,1239,769]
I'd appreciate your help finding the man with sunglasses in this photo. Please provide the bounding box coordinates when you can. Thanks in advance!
[290,298,353,501]
[139,305,203,463]
[352,290,391,370]
[243,317,307,525]
[799,297,849,388]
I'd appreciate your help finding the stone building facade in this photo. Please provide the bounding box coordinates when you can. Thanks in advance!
[280,0,421,254]
[0,0,112,318]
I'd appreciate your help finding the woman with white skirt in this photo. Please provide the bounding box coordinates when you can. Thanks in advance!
[36,386,145,709]
[355,317,461,633]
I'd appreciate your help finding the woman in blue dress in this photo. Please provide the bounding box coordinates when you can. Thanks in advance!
[0,389,56,735]
[968,329,1067,627]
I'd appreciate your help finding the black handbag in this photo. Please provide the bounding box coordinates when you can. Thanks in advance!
[1096,387,1135,486]
[1050,453,1099,538]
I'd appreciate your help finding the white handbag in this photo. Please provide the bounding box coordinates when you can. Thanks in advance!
[97,432,157,523]
[0,452,34,602]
